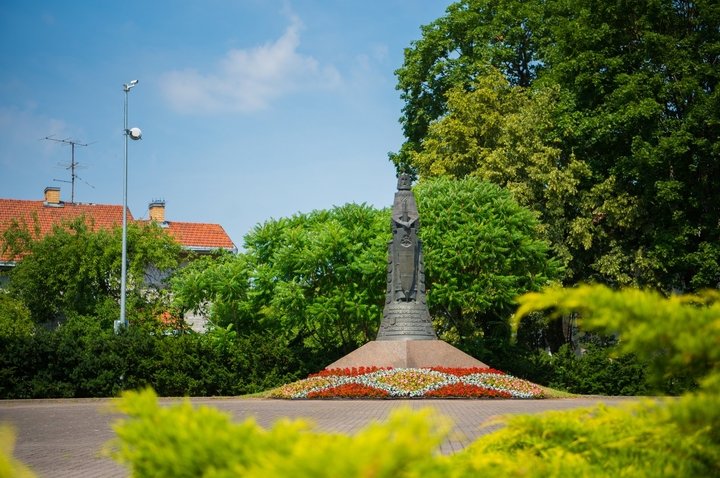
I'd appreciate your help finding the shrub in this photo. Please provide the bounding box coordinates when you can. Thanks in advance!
[0,322,301,398]
[106,389,451,478]
[545,343,649,396]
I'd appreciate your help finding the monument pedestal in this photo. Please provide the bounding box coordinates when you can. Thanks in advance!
[376,301,436,340]
[325,339,487,369]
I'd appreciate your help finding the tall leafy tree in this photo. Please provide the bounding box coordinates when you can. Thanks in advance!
[395,0,720,290]
[539,0,720,290]
[169,251,256,331]
[394,0,545,173]
[411,70,590,279]
[173,204,389,354]
[416,177,560,351]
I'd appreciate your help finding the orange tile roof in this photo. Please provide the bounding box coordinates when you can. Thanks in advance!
[0,199,131,262]
[0,197,236,263]
[141,220,236,252]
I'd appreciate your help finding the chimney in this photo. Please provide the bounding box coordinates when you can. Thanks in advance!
[44,186,61,205]
[149,200,166,223]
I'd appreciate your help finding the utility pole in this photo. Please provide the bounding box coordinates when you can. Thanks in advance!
[44,136,89,203]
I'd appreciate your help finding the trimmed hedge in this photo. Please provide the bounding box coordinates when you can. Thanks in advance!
[0,316,303,398]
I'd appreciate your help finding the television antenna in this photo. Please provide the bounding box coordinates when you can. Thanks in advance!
[43,136,95,203]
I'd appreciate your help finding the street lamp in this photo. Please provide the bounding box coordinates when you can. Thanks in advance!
[116,79,141,332]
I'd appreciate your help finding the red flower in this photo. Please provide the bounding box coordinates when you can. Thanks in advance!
[307,383,390,399]
[425,383,513,398]
[310,367,507,379]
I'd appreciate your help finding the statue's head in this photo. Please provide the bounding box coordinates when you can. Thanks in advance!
[397,173,412,190]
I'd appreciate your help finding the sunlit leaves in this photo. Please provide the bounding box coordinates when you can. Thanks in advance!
[515,285,720,390]
[108,389,453,478]
[415,177,561,343]
[173,204,389,352]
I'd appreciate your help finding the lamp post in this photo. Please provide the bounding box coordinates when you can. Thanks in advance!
[117,79,141,332]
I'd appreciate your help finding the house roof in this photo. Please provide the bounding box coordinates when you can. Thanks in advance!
[0,196,236,263]
[140,220,237,253]
[0,199,130,236]
[0,199,131,263]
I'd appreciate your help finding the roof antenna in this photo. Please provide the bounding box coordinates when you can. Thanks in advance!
[43,136,94,203]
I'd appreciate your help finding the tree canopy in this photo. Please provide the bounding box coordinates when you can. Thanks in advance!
[415,177,560,349]
[394,0,720,291]
[173,203,388,356]
[172,178,560,357]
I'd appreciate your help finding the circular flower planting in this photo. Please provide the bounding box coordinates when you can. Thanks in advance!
[268,367,545,399]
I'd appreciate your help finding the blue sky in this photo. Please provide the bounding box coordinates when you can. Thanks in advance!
[0,1,451,247]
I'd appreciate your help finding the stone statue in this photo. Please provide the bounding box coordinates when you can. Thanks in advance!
[376,173,437,340]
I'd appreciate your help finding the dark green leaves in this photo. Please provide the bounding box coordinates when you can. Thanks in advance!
[396,0,720,291]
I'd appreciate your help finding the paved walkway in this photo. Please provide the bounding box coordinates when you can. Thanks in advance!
[0,396,635,478]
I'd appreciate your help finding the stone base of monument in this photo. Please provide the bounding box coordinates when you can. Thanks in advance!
[376,301,437,340]
[325,340,488,369]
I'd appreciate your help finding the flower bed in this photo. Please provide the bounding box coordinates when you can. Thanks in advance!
[269,367,545,399]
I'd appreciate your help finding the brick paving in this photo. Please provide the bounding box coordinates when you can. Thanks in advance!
[0,396,635,477]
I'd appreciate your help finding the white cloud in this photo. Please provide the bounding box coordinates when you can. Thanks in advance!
[160,16,341,114]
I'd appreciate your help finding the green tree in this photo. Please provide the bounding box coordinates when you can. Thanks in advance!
[411,70,590,280]
[538,0,720,291]
[173,203,388,356]
[7,218,181,324]
[170,251,256,332]
[393,0,545,172]
[416,177,560,354]
[395,0,720,291]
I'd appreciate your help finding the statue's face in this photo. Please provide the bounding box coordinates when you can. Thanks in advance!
[397,173,412,190]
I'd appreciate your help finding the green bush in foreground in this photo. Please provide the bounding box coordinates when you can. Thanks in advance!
[0,426,35,478]
[107,391,451,478]
[105,388,718,477]
[102,285,719,477]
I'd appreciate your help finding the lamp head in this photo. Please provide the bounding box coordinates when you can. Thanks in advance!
[128,127,142,140]
[123,79,139,91]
